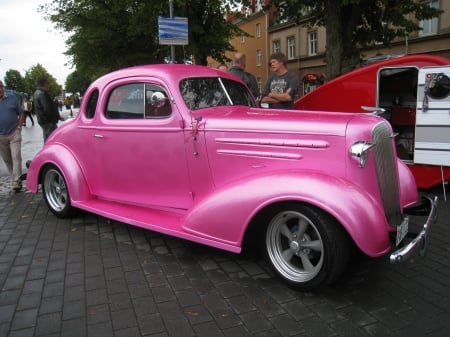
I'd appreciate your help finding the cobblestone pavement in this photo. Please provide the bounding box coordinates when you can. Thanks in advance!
[0,116,449,337]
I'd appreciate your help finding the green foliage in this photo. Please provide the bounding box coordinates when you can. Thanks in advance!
[269,0,442,79]
[4,70,26,94]
[65,71,91,95]
[3,64,61,98]
[24,64,61,98]
[39,0,246,82]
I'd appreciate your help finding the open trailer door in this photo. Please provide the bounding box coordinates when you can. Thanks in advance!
[415,67,450,166]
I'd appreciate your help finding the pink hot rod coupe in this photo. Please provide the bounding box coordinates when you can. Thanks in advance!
[26,64,437,290]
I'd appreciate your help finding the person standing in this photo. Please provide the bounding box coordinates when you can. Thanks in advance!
[0,80,25,192]
[33,76,60,141]
[228,52,260,99]
[261,52,299,109]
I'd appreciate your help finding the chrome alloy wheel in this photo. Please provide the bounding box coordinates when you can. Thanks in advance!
[43,168,69,212]
[266,210,324,283]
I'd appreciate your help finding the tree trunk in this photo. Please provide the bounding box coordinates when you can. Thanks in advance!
[324,0,344,80]
[324,1,362,80]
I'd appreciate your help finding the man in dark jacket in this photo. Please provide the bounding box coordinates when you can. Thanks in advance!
[33,76,61,142]
[228,52,260,99]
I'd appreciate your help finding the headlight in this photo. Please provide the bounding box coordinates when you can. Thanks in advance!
[350,141,375,167]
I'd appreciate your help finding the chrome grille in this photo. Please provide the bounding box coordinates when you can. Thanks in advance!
[372,122,402,226]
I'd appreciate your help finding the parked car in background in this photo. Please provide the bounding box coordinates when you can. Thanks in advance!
[26,64,437,290]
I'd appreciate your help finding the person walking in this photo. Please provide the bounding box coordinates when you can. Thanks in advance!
[0,80,25,192]
[261,52,299,109]
[228,52,260,99]
[22,97,35,126]
[33,76,61,142]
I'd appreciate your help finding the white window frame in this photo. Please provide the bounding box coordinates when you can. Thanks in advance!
[419,0,439,36]
[273,40,281,54]
[308,31,317,56]
[256,49,262,66]
[287,36,295,60]
[256,23,261,38]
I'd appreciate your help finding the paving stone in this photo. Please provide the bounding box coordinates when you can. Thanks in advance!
[136,313,166,335]
[10,308,38,331]
[34,312,61,336]
[269,314,305,336]
[87,321,113,337]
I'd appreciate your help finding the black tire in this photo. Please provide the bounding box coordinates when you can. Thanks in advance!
[264,203,350,290]
[42,165,74,218]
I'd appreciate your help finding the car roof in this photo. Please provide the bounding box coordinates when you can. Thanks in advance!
[92,64,241,87]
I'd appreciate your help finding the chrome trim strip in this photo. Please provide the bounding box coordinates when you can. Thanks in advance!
[216,149,302,159]
[390,196,438,263]
[215,137,330,148]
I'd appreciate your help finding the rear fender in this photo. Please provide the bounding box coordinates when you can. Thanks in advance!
[183,172,395,257]
[26,144,91,202]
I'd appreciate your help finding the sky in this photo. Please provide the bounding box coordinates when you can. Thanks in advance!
[0,0,71,87]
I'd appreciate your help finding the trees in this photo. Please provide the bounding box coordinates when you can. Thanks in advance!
[40,0,246,82]
[25,64,61,98]
[4,70,26,94]
[65,71,91,96]
[269,0,442,80]
[3,64,60,98]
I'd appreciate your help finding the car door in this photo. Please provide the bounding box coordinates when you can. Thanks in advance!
[415,66,450,166]
[91,80,193,209]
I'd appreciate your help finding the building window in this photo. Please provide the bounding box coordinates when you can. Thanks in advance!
[256,23,261,38]
[287,36,295,60]
[241,33,245,43]
[308,31,317,56]
[256,49,262,66]
[273,40,280,53]
[419,0,438,36]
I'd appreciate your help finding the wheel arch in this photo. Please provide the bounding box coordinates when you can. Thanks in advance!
[31,144,91,202]
[184,172,392,257]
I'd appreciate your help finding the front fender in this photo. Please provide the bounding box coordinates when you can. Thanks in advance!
[397,158,419,207]
[183,171,393,257]
[26,144,91,202]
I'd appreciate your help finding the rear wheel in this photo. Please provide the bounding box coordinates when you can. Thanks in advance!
[42,166,74,218]
[264,204,350,290]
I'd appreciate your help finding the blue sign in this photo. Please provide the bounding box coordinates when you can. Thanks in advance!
[158,16,188,45]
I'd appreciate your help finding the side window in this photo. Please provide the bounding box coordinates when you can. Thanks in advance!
[144,84,171,118]
[180,78,228,110]
[106,84,144,119]
[84,89,99,119]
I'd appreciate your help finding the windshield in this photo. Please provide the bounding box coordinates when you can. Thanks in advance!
[180,77,256,110]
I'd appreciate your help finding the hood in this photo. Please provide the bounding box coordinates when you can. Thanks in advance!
[198,106,372,137]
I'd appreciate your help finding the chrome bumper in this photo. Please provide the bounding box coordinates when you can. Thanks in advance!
[390,195,438,263]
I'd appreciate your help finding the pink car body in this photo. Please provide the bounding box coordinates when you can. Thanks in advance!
[26,64,437,290]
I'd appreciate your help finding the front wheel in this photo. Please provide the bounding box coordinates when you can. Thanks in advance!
[42,166,74,218]
[265,204,350,290]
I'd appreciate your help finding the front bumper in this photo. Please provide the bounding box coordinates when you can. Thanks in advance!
[390,195,438,263]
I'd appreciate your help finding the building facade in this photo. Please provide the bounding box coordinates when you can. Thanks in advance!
[228,0,450,98]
